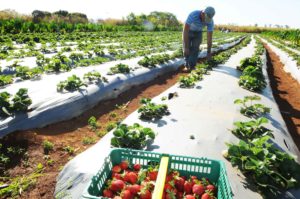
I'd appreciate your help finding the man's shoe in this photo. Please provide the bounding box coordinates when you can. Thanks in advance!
[182,67,190,72]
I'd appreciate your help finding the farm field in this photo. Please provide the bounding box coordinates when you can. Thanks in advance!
[0,4,300,199]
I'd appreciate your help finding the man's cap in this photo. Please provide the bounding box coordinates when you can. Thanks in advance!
[204,6,215,23]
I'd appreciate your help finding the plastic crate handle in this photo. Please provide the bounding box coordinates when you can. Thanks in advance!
[152,156,169,199]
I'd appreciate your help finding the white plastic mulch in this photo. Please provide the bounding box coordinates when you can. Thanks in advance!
[0,39,242,136]
[260,37,300,84]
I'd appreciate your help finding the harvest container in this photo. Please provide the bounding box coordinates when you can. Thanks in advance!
[82,148,232,199]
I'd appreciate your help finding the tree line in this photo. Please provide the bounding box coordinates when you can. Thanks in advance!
[0,9,182,33]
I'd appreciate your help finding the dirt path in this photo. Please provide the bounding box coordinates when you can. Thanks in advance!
[1,66,188,199]
[264,44,300,150]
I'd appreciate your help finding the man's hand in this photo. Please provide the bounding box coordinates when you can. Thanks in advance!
[206,52,212,60]
[184,47,190,57]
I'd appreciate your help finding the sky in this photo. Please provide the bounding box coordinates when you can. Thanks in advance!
[0,0,300,28]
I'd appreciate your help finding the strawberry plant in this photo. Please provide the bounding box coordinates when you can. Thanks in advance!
[111,123,155,149]
[108,63,130,75]
[238,74,266,92]
[179,75,196,88]
[138,98,170,121]
[138,54,171,68]
[231,117,273,141]
[0,88,32,118]
[57,75,87,92]
[16,66,42,80]
[237,55,262,71]
[83,71,107,83]
[88,116,98,131]
[0,91,12,117]
[225,136,300,198]
[234,95,271,118]
[0,74,13,87]
[42,140,54,154]
[12,88,32,112]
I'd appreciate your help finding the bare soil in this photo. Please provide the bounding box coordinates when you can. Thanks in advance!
[264,43,300,150]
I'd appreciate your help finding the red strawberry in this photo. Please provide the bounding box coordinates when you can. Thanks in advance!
[164,183,174,192]
[190,176,198,186]
[166,174,174,183]
[184,181,193,194]
[165,190,177,199]
[140,189,151,199]
[201,193,214,199]
[103,189,113,198]
[126,184,141,195]
[120,160,129,170]
[112,165,121,173]
[185,195,196,199]
[192,184,205,195]
[148,171,158,181]
[112,173,122,180]
[124,172,138,184]
[133,163,141,171]
[110,179,125,192]
[175,177,185,192]
[206,184,215,193]
[176,192,184,199]
[121,189,132,199]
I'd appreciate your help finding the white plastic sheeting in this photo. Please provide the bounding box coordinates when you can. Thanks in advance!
[270,39,300,55]
[260,38,300,84]
[54,38,300,199]
[0,38,243,137]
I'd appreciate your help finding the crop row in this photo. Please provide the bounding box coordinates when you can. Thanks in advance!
[178,37,251,88]
[224,94,300,198]
[262,37,300,67]
[237,37,266,92]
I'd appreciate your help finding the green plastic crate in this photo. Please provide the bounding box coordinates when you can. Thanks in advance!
[82,148,233,199]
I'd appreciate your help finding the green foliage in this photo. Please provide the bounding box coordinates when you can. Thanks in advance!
[0,88,32,118]
[106,122,117,132]
[108,63,130,75]
[238,55,262,71]
[239,74,266,92]
[0,91,12,117]
[238,39,266,92]
[57,75,87,92]
[178,75,196,88]
[0,74,13,87]
[111,123,155,149]
[82,137,96,145]
[234,95,271,118]
[83,71,106,83]
[0,165,43,198]
[63,146,75,155]
[88,116,98,131]
[45,53,71,72]
[138,98,170,121]
[226,136,300,198]
[42,140,54,154]
[138,54,171,68]
[231,117,273,141]
[12,88,32,112]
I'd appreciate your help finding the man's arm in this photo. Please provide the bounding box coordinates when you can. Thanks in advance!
[207,31,213,59]
[182,23,190,56]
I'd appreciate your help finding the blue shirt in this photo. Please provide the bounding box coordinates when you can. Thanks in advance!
[185,10,214,32]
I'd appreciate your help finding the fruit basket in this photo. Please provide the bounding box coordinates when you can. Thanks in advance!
[82,148,232,199]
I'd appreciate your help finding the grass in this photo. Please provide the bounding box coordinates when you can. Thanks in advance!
[82,137,96,145]
[0,163,43,198]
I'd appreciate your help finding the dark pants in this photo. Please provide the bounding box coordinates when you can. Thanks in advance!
[185,30,203,68]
